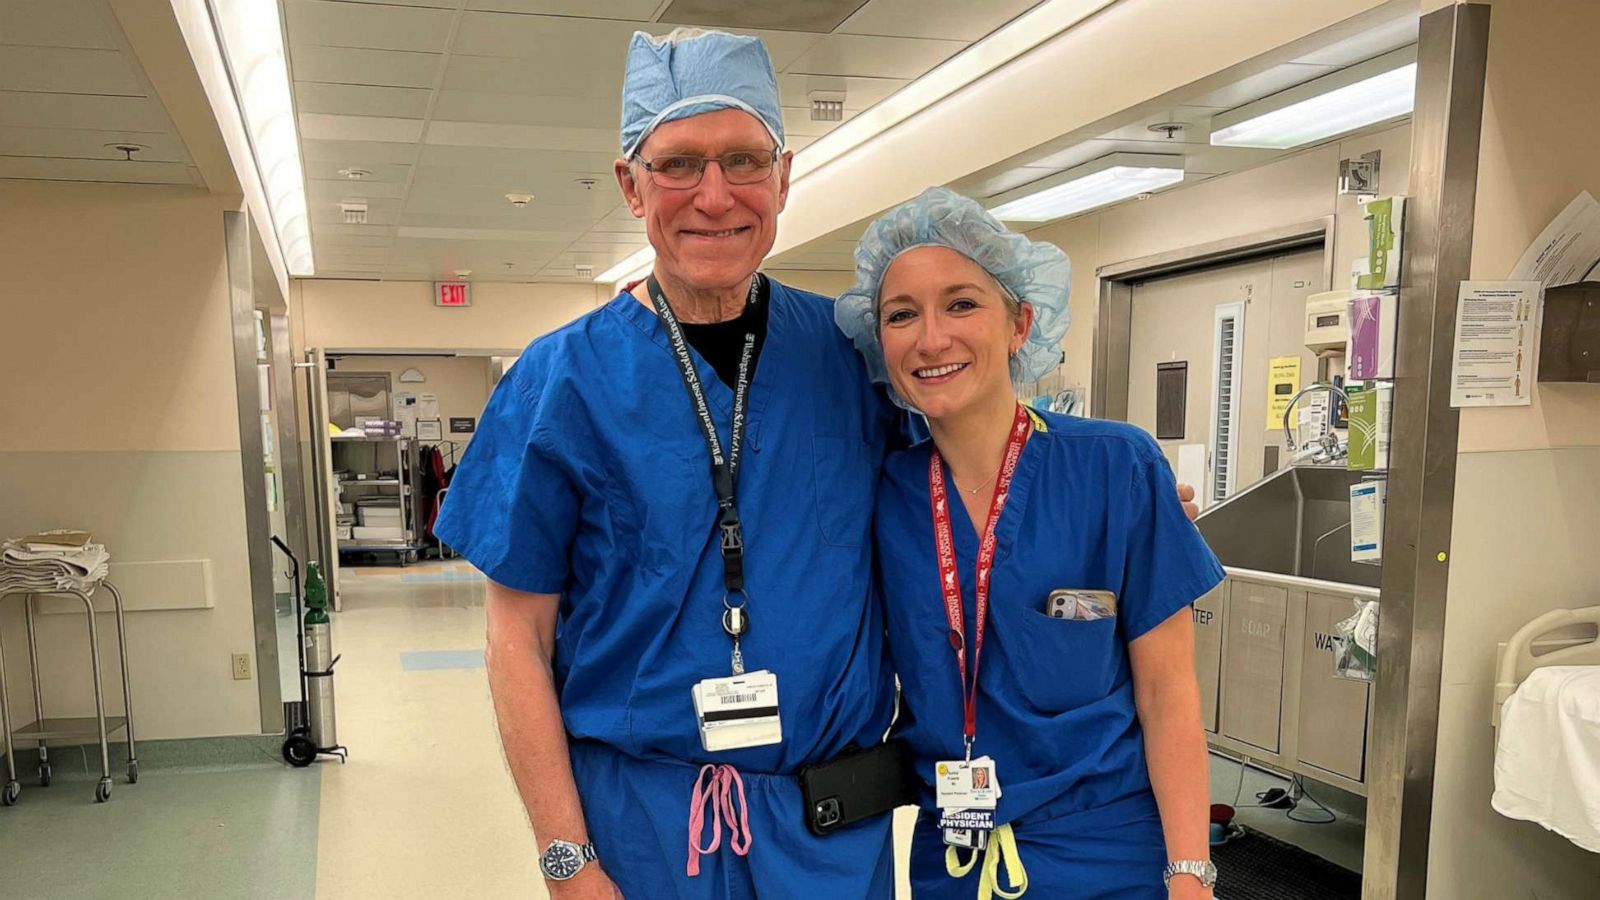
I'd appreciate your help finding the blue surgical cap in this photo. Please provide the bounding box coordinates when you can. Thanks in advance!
[620,28,785,158]
[835,187,1072,403]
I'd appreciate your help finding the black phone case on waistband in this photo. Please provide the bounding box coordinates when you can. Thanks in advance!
[798,739,919,837]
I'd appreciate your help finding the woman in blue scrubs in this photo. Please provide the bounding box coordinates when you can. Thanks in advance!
[836,189,1224,900]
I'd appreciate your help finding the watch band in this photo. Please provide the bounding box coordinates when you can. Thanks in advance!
[1163,859,1217,888]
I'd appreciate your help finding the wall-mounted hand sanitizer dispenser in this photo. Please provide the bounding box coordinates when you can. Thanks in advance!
[1306,290,1351,351]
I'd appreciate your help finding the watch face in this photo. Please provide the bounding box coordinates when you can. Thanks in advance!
[541,843,583,880]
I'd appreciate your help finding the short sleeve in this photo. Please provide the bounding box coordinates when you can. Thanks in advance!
[433,370,578,595]
[1118,447,1226,641]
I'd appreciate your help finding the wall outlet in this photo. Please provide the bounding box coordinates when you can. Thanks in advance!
[232,653,252,680]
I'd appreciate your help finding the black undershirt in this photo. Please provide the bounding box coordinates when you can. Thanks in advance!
[677,276,770,389]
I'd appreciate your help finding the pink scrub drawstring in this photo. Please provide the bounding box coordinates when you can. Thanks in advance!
[686,763,752,876]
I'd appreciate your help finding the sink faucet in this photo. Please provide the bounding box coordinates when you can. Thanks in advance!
[1282,382,1351,464]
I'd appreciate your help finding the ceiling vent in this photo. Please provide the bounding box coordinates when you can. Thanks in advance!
[574,264,596,278]
[340,201,368,225]
[809,90,845,122]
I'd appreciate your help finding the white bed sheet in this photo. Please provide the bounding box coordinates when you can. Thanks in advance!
[1492,665,1600,853]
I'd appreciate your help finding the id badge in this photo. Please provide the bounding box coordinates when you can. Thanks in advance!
[692,670,782,752]
[942,826,990,850]
[934,757,1001,810]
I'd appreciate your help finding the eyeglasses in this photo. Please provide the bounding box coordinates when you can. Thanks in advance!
[635,149,779,189]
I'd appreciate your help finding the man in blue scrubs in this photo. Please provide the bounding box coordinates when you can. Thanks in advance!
[435,28,899,900]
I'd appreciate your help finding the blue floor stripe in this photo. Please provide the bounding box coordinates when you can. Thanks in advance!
[400,649,485,671]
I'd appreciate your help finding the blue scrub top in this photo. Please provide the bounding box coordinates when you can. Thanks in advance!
[436,282,899,775]
[874,410,1225,826]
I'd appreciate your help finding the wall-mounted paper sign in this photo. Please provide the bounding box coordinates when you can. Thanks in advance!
[1266,357,1302,427]
[1450,281,1542,408]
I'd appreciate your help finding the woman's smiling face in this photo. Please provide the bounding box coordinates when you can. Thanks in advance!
[877,246,1032,419]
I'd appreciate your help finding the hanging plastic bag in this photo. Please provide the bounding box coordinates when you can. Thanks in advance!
[1334,598,1379,681]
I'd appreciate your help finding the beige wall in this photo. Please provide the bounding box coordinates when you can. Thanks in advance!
[0,181,263,739]
[764,268,855,297]
[293,279,608,355]
[330,354,493,453]
[1427,1,1600,896]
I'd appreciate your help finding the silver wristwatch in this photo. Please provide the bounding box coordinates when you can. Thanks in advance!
[1163,859,1218,888]
[539,839,598,881]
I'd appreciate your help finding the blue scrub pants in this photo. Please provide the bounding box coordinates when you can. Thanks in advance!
[909,792,1166,899]
[569,740,895,900]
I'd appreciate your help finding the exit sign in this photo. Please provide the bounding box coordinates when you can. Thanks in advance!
[434,282,471,307]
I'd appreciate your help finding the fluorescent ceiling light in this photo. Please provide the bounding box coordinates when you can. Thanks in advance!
[595,245,655,285]
[987,154,1185,223]
[1210,46,1418,150]
[789,0,1115,182]
[209,0,314,276]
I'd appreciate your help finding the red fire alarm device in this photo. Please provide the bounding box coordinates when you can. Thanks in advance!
[434,282,471,307]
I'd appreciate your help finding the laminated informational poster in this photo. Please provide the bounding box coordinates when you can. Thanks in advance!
[1450,281,1542,407]
[1266,357,1302,427]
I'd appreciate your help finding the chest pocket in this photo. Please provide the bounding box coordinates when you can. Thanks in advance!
[812,436,873,548]
[995,605,1121,712]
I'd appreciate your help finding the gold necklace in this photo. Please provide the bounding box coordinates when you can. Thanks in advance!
[956,472,997,496]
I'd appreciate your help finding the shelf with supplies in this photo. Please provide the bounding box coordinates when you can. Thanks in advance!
[331,436,422,566]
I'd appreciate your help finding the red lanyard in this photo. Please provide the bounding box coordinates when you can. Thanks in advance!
[928,404,1033,756]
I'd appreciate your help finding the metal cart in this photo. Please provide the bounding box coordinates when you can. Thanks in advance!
[0,581,138,805]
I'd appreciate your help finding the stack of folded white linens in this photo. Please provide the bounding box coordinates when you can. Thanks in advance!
[0,530,111,595]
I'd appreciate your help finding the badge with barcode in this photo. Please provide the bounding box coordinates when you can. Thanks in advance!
[692,670,782,752]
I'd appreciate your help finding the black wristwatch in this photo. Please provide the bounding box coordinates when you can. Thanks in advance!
[539,839,598,881]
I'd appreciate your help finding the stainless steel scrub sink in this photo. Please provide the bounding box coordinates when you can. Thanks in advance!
[1194,464,1381,589]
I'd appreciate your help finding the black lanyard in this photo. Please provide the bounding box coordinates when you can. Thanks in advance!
[648,274,762,673]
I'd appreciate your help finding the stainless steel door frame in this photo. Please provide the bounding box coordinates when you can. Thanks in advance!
[1362,6,1489,899]
[306,347,343,612]
[223,210,284,734]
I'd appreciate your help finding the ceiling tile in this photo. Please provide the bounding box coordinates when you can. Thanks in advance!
[781,107,855,139]
[452,11,639,60]
[300,113,426,143]
[0,126,190,163]
[783,33,965,80]
[290,45,444,89]
[416,144,619,173]
[466,0,661,19]
[431,90,619,131]
[396,226,583,242]
[309,178,409,201]
[442,53,623,101]
[311,0,454,7]
[286,0,456,53]
[425,121,615,153]
[0,91,167,132]
[295,82,433,119]
[301,138,421,167]
[838,0,1042,41]
[657,0,862,34]
[0,0,120,50]
[0,155,197,185]
[0,47,144,95]
[775,74,909,110]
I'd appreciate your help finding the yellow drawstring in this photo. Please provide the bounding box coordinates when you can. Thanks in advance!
[945,823,1028,900]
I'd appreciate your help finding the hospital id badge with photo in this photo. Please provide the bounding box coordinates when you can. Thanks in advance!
[692,670,782,752]
[934,757,1001,810]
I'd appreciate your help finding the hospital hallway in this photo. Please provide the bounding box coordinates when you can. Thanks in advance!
[0,559,920,899]
[0,557,1376,900]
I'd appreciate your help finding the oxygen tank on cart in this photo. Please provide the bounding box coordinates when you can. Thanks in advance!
[303,562,339,749]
